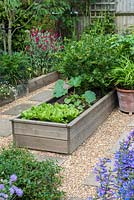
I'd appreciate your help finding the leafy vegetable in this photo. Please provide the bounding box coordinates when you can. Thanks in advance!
[68,76,82,88]
[64,94,86,112]
[64,90,96,112]
[21,102,80,123]
[53,79,68,98]
[82,90,96,104]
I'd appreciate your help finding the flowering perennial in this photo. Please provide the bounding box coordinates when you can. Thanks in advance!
[0,174,23,200]
[88,130,134,200]
[25,28,63,76]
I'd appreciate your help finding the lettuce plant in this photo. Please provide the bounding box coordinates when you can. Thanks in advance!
[88,130,134,200]
[21,102,80,123]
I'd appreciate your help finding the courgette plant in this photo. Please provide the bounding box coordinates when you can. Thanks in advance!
[53,76,96,112]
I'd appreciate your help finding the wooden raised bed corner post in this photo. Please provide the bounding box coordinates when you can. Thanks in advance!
[11,90,117,154]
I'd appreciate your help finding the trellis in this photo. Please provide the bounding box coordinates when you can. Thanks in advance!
[90,0,116,22]
[76,0,134,35]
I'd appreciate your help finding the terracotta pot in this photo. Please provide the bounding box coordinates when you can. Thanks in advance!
[116,88,134,114]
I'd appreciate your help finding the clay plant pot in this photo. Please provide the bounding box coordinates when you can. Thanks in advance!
[116,88,134,114]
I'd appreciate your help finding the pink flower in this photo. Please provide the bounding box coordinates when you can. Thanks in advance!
[42,46,47,51]
[35,37,39,43]
[41,29,44,33]
[25,45,30,51]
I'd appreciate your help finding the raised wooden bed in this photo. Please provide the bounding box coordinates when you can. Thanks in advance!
[0,72,59,107]
[11,90,117,154]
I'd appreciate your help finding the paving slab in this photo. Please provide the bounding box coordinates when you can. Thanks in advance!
[0,119,12,136]
[127,119,134,127]
[110,131,129,154]
[83,172,98,187]
[83,159,115,187]
[1,103,36,116]
[29,90,53,102]
[34,154,66,165]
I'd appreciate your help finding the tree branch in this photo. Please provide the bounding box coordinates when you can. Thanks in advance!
[12,13,35,36]
[12,1,36,24]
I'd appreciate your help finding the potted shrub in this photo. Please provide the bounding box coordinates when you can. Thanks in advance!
[110,57,134,114]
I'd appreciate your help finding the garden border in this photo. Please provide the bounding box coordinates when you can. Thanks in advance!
[12,90,117,154]
[0,71,59,107]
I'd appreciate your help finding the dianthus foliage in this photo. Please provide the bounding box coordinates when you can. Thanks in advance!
[88,130,134,200]
[0,146,64,200]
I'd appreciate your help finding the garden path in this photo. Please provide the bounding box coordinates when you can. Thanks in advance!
[0,82,134,200]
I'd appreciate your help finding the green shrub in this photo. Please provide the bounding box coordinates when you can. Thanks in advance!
[109,33,134,61]
[0,52,31,86]
[54,33,117,93]
[0,146,64,200]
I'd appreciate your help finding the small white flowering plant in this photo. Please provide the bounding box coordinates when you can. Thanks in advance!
[0,83,16,101]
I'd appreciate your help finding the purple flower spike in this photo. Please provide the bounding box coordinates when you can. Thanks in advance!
[13,186,23,197]
[0,184,4,190]
[9,187,15,195]
[16,188,23,197]
[10,174,17,184]
[129,129,134,137]
[0,193,8,199]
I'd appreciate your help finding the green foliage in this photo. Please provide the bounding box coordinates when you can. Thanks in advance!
[0,145,64,200]
[64,94,87,112]
[85,12,116,35]
[54,33,117,92]
[109,33,134,61]
[64,90,96,113]
[21,102,80,123]
[109,57,134,90]
[53,79,68,98]
[82,90,96,104]
[0,0,70,53]
[0,52,31,85]
[68,76,82,88]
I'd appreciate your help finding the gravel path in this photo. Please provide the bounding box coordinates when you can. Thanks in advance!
[0,84,134,199]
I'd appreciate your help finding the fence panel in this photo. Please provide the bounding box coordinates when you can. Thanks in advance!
[76,0,134,35]
[116,0,134,31]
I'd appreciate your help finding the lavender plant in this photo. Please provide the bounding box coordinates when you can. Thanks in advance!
[88,130,134,200]
[0,174,23,200]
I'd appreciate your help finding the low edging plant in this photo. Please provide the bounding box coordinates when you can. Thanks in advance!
[0,146,64,200]
[88,130,134,200]
[0,174,23,199]
[0,83,16,101]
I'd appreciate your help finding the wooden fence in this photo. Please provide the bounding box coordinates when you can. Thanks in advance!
[116,0,134,32]
[76,0,134,34]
